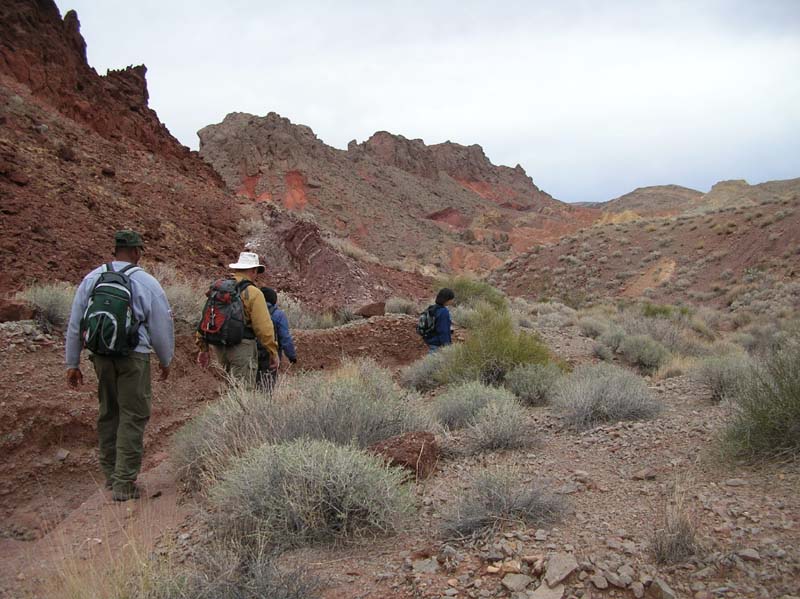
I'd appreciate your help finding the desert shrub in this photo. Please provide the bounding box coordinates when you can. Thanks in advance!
[578,316,610,339]
[436,307,551,386]
[554,363,661,430]
[19,282,75,329]
[277,291,350,329]
[385,296,417,315]
[400,346,457,392]
[162,280,206,332]
[124,545,321,599]
[691,353,752,402]
[327,236,380,263]
[650,482,698,565]
[593,342,613,361]
[504,363,563,406]
[599,325,626,352]
[721,344,800,460]
[209,438,413,548]
[432,381,515,430]
[619,334,670,373]
[174,360,425,487]
[466,398,531,452]
[436,275,507,310]
[449,303,482,329]
[441,468,564,538]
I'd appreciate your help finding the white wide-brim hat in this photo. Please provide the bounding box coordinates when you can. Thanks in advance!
[229,251,265,273]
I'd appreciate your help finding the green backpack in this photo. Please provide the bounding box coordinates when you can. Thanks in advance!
[81,263,141,356]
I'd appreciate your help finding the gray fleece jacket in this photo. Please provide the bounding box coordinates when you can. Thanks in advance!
[65,261,175,368]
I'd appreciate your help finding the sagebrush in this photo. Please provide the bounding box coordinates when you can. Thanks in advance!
[504,362,563,406]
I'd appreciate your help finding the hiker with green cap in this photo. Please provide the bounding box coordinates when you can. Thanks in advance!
[65,230,174,501]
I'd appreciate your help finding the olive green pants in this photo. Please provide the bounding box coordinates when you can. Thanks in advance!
[211,339,257,387]
[91,352,151,493]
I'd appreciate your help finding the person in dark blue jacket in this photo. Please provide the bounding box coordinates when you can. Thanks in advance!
[257,287,297,390]
[425,288,455,352]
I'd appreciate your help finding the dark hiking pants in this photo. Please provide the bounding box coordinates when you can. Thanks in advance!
[91,352,151,493]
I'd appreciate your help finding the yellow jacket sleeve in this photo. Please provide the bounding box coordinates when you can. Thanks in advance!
[242,284,278,358]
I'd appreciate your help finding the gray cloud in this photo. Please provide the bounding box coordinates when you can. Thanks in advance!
[57,0,800,202]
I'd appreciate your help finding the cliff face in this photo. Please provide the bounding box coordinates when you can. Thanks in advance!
[0,0,187,159]
[0,0,241,288]
[199,112,595,273]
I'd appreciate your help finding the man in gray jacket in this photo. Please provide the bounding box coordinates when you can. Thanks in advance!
[65,230,174,501]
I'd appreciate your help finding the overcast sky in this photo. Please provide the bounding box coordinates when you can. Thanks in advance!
[57,0,800,203]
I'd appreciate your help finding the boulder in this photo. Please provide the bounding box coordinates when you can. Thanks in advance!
[368,432,438,479]
[0,299,34,322]
[544,552,577,587]
[355,301,385,318]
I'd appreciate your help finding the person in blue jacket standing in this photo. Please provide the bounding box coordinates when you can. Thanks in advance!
[425,288,455,352]
[257,287,297,390]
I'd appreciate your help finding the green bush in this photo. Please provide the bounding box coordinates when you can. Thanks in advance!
[209,438,413,548]
[432,381,515,430]
[436,275,507,311]
[441,468,564,538]
[619,334,670,373]
[173,359,426,487]
[437,306,551,386]
[504,363,563,406]
[466,398,531,453]
[554,363,661,430]
[19,282,75,329]
[721,344,800,460]
[385,297,417,315]
[692,353,752,402]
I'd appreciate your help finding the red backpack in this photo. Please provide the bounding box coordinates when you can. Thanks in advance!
[197,278,252,346]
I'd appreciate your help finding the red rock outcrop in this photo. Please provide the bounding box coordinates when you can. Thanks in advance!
[199,112,597,274]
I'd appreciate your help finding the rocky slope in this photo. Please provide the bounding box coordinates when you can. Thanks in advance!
[490,178,800,307]
[198,112,596,273]
[0,0,242,289]
[591,184,704,218]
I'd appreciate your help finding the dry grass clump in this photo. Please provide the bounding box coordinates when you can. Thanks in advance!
[385,296,418,315]
[466,397,532,453]
[554,363,661,430]
[691,353,752,402]
[650,480,698,565]
[18,282,75,329]
[721,344,800,461]
[441,468,564,538]
[277,291,353,329]
[504,362,563,406]
[327,236,380,264]
[400,345,456,392]
[578,316,610,339]
[208,438,413,548]
[432,381,515,430]
[173,359,426,487]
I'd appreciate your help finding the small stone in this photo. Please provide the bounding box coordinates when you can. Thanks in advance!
[101,165,116,177]
[631,581,645,598]
[412,558,439,574]
[590,575,608,589]
[632,467,656,480]
[724,478,748,487]
[545,552,578,587]
[535,529,549,541]
[444,589,458,596]
[737,548,761,562]
[501,573,533,593]
[502,560,522,574]
[530,583,565,599]
[55,448,70,461]
[649,578,677,599]
[486,566,500,574]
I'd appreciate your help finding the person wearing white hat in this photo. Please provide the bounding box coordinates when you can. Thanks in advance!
[196,252,278,385]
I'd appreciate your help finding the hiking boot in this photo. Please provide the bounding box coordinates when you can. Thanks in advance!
[111,485,141,502]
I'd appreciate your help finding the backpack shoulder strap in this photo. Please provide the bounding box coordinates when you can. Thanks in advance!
[236,279,253,293]
[105,262,114,273]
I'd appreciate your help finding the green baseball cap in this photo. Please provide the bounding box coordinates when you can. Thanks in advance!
[114,230,144,248]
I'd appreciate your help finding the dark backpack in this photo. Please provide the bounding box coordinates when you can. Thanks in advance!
[416,305,438,339]
[81,263,141,356]
[197,278,252,346]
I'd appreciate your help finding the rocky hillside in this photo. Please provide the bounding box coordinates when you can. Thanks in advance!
[591,184,704,218]
[490,178,800,308]
[0,0,242,289]
[198,112,597,273]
